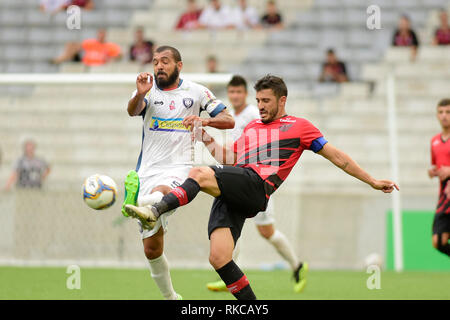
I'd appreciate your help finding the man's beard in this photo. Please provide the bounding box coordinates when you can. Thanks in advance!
[155,67,180,89]
[261,106,279,124]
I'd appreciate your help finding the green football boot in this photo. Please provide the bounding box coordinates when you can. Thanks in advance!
[122,170,140,217]
[293,262,308,293]
[206,279,228,292]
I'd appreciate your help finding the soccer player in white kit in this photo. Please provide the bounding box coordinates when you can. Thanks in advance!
[205,75,308,293]
[124,46,234,300]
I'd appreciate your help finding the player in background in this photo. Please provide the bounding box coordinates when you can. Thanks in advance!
[427,98,450,257]
[124,75,398,300]
[206,75,307,293]
[123,45,234,300]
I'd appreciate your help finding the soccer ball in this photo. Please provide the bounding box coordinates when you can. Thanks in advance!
[82,174,118,210]
[364,253,383,268]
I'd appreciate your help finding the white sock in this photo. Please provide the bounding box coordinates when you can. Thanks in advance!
[232,239,241,262]
[148,253,178,300]
[268,230,299,270]
[138,191,164,207]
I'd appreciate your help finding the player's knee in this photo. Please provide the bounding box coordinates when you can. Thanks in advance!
[209,250,231,270]
[144,244,163,260]
[188,167,212,186]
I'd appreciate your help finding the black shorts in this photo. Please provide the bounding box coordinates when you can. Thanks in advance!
[207,165,267,245]
[432,212,450,235]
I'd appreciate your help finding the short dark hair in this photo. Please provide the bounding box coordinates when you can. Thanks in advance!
[437,98,450,107]
[155,45,182,63]
[254,74,288,99]
[227,75,247,91]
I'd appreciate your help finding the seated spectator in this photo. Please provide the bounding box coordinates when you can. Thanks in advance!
[129,28,155,65]
[198,0,235,30]
[392,15,419,60]
[3,139,50,191]
[231,0,260,30]
[261,0,283,30]
[52,29,122,66]
[175,0,203,30]
[433,10,450,45]
[206,55,219,73]
[319,49,348,83]
[64,0,95,10]
[39,0,69,14]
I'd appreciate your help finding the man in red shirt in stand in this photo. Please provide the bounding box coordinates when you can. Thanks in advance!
[428,98,450,257]
[175,0,203,30]
[125,75,399,300]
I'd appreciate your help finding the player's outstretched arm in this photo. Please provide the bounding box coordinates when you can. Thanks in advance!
[127,72,153,116]
[182,109,235,130]
[317,143,399,193]
[194,128,236,165]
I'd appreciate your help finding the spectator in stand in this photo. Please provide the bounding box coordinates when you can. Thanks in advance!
[3,139,50,191]
[175,0,203,30]
[39,0,69,14]
[319,49,348,83]
[206,55,219,73]
[392,15,419,61]
[129,28,155,65]
[433,10,450,45]
[198,0,235,30]
[64,0,95,10]
[230,0,260,30]
[261,0,283,30]
[52,28,122,66]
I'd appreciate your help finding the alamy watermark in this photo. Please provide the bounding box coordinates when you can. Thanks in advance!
[66,265,81,290]
[366,265,381,290]
[66,5,81,30]
[367,5,382,30]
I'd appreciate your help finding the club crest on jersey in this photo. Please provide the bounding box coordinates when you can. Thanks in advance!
[280,123,294,132]
[183,98,194,109]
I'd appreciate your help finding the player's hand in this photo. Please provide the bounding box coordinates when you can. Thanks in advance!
[136,72,153,95]
[428,166,438,178]
[183,115,209,131]
[371,180,399,193]
[436,166,450,181]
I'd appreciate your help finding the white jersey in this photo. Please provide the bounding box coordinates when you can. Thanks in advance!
[132,78,226,178]
[229,104,260,141]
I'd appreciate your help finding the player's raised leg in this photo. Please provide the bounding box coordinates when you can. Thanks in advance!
[125,166,219,223]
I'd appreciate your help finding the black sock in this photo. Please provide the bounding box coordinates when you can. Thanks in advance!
[153,178,200,217]
[438,244,450,256]
[215,260,256,300]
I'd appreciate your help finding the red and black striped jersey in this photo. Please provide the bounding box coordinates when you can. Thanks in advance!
[233,115,327,198]
[431,133,450,214]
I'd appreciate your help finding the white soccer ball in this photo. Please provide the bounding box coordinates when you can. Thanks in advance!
[364,253,383,268]
[82,174,118,210]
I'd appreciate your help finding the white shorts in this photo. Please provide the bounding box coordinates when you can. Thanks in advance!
[252,197,275,226]
[137,166,191,239]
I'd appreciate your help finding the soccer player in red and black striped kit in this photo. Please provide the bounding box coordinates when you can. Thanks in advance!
[428,98,450,257]
[125,75,399,300]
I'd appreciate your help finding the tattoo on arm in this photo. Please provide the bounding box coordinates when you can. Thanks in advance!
[342,162,349,170]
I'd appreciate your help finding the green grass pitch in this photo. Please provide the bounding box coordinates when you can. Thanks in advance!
[0,266,449,300]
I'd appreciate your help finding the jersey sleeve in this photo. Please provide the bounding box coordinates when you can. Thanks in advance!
[299,119,327,153]
[198,85,227,117]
